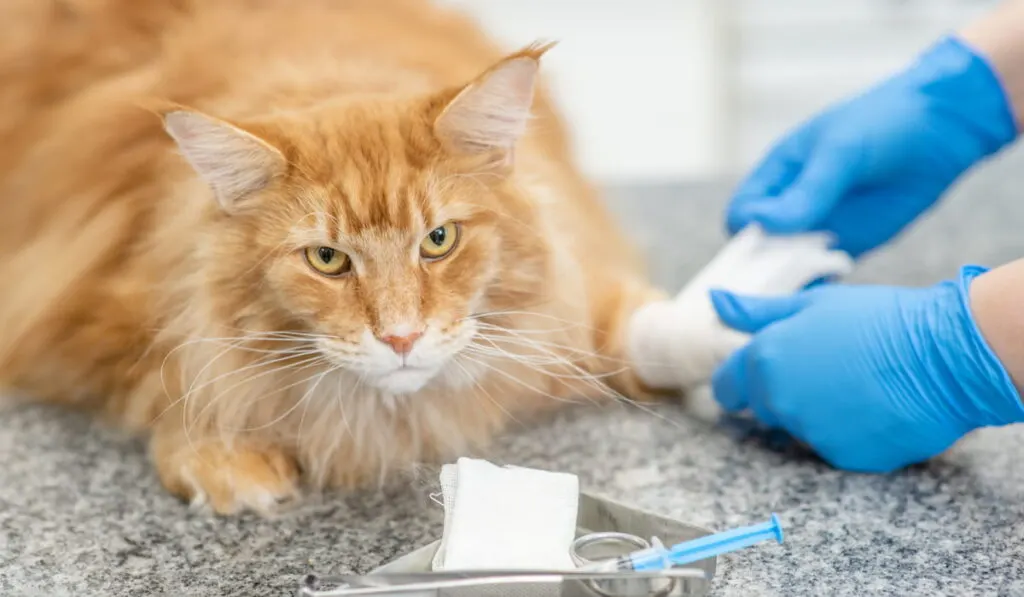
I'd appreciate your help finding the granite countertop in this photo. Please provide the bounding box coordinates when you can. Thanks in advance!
[5,150,1024,596]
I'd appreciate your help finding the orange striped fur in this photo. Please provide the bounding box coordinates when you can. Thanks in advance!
[0,0,662,514]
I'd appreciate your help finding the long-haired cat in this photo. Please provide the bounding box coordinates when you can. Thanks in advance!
[0,0,669,515]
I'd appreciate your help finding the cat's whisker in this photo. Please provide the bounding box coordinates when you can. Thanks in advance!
[180,347,325,405]
[185,356,334,460]
[465,345,626,381]
[161,336,247,404]
[200,345,320,356]
[463,347,587,372]
[451,355,523,426]
[221,328,335,338]
[463,349,572,369]
[159,332,321,403]
[180,354,330,448]
[464,344,687,434]
[195,333,323,342]
[471,332,595,361]
[472,328,604,364]
[164,333,309,359]
[302,371,360,490]
[231,366,336,433]
[195,331,334,342]
[187,342,324,358]
[157,337,273,422]
[465,339,628,382]
[460,309,597,331]
[466,327,631,401]
[296,370,329,438]
[182,322,340,342]
[472,321,583,336]
[457,353,593,407]
[189,353,332,431]
[467,325,620,397]
[311,373,355,488]
[474,324,658,368]
[323,376,364,483]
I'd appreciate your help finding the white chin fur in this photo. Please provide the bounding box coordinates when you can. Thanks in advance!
[367,367,437,395]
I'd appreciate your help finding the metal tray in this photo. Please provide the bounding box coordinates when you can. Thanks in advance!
[300,491,717,596]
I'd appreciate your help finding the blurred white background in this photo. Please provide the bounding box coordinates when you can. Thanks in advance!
[439,0,999,185]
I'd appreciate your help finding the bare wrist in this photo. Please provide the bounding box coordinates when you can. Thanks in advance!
[959,2,1024,128]
[967,260,1024,396]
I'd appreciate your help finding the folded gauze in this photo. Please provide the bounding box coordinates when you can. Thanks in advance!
[431,458,579,571]
[627,224,854,392]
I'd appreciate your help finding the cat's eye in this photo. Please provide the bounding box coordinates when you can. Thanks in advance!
[304,246,351,277]
[420,222,460,260]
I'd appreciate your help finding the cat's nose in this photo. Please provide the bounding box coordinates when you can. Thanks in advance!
[379,331,423,355]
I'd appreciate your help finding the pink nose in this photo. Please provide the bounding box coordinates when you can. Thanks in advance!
[379,331,423,355]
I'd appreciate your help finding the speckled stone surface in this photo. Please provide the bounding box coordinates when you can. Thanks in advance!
[5,150,1024,597]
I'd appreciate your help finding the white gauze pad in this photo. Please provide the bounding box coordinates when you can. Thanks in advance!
[627,224,854,392]
[431,458,579,571]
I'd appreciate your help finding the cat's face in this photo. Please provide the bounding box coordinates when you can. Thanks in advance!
[165,48,551,395]
[256,145,514,395]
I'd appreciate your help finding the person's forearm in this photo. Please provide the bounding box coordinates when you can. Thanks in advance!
[960,1,1024,127]
[968,258,1024,395]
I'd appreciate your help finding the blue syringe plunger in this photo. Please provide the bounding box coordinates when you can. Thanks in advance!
[601,513,785,572]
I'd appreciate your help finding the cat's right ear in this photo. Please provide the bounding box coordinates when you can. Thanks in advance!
[160,108,286,211]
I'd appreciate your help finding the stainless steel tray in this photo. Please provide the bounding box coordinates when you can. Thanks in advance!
[299,491,717,596]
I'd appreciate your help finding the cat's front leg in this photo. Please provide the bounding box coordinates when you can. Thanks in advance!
[625,226,854,394]
[150,424,301,515]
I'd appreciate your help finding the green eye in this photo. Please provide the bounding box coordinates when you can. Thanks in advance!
[420,222,460,260]
[304,246,351,276]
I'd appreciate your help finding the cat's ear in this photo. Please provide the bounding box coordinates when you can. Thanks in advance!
[433,42,555,167]
[161,109,286,211]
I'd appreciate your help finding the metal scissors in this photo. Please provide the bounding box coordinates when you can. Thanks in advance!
[297,532,694,597]
[298,567,707,596]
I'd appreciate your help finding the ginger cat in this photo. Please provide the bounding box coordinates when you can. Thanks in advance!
[0,0,665,514]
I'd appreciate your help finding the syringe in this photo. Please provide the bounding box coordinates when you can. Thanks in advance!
[584,514,784,572]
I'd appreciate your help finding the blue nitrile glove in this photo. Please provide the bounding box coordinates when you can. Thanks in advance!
[728,36,1018,257]
[709,266,1024,473]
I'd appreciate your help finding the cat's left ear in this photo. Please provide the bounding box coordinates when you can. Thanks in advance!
[160,108,286,211]
[433,42,555,169]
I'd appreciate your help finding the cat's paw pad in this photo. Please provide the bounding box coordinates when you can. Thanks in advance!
[159,444,301,515]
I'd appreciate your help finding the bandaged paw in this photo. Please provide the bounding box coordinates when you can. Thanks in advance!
[627,224,853,391]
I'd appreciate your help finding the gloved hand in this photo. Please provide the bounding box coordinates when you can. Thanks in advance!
[709,266,1024,473]
[728,36,1018,257]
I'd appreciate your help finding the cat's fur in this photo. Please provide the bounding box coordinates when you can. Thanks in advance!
[0,0,665,514]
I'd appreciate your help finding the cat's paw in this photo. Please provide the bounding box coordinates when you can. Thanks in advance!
[153,440,301,515]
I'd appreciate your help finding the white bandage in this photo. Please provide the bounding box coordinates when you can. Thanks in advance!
[627,224,854,391]
[431,458,580,571]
